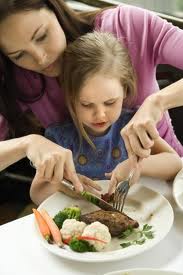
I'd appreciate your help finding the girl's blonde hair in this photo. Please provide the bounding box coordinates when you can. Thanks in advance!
[62,31,137,148]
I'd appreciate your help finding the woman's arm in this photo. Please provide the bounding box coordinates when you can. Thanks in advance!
[0,134,83,192]
[121,79,183,159]
[140,137,182,181]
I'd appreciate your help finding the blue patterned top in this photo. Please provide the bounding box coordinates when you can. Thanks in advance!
[45,109,135,180]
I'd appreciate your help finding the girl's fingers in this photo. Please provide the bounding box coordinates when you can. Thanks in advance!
[108,174,118,195]
[105,172,112,178]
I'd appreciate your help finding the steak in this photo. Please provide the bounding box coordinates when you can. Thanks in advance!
[80,210,139,237]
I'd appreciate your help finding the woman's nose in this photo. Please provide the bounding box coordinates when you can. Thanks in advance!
[33,49,48,66]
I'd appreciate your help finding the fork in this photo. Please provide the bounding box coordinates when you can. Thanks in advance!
[113,169,135,212]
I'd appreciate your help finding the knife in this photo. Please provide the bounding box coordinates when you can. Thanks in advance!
[61,179,120,212]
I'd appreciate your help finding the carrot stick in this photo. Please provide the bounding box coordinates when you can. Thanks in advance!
[78,236,107,243]
[63,235,107,245]
[32,208,51,242]
[40,209,63,247]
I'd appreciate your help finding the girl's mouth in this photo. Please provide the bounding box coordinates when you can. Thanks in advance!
[91,122,107,128]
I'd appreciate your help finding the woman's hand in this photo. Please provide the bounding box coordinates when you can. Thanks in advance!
[77,174,102,195]
[25,134,84,192]
[106,159,141,195]
[30,173,102,205]
[121,95,163,159]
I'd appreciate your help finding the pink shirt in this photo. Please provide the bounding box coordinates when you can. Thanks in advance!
[1,4,183,154]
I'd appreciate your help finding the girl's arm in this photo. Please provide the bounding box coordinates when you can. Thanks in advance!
[140,137,182,181]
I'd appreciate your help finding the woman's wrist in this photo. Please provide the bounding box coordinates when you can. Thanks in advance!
[145,93,164,122]
[155,79,183,111]
[23,134,43,155]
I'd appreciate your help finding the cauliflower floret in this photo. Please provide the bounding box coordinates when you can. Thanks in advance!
[61,219,86,240]
[82,221,111,251]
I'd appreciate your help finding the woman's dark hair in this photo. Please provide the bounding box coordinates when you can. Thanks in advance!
[0,0,101,137]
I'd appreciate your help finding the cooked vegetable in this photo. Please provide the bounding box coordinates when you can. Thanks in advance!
[53,207,81,229]
[40,209,63,247]
[81,221,111,251]
[53,211,68,229]
[32,208,51,242]
[61,219,86,240]
[69,237,96,252]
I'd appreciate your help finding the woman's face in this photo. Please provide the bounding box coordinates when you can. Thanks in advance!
[0,8,66,77]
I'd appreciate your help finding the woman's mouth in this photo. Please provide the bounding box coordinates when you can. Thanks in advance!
[42,59,58,73]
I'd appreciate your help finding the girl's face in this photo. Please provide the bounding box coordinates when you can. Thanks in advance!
[0,8,66,77]
[76,74,126,136]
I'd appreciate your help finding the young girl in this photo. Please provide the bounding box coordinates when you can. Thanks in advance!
[30,31,182,204]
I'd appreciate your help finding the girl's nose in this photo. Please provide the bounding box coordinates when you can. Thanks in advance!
[95,107,106,120]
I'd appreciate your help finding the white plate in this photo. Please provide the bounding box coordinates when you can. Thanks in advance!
[104,268,183,275]
[173,168,183,211]
[34,181,174,263]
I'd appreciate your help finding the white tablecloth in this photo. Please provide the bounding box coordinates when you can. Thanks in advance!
[0,178,183,275]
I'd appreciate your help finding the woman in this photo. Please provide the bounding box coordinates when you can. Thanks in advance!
[0,0,182,192]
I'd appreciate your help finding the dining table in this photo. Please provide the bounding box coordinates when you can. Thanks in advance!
[0,176,183,275]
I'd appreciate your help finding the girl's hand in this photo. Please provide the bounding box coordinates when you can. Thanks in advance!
[121,95,162,159]
[106,159,141,195]
[25,134,84,192]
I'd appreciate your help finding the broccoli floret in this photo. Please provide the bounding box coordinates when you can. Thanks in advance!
[53,211,68,229]
[62,206,81,220]
[53,207,81,229]
[69,237,96,253]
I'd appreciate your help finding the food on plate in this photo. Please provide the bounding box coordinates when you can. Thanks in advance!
[61,219,86,240]
[62,220,111,252]
[40,209,63,247]
[69,237,97,252]
[33,205,154,253]
[119,224,154,248]
[81,221,111,251]
[33,208,51,241]
[80,210,139,237]
[53,206,81,229]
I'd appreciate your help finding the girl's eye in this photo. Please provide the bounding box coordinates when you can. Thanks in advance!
[81,103,92,108]
[36,33,47,42]
[105,101,116,106]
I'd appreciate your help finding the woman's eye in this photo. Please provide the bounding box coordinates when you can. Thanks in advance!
[14,52,24,60]
[36,33,47,42]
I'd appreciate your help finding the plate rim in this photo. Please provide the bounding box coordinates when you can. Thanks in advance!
[173,168,183,211]
[104,268,183,275]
